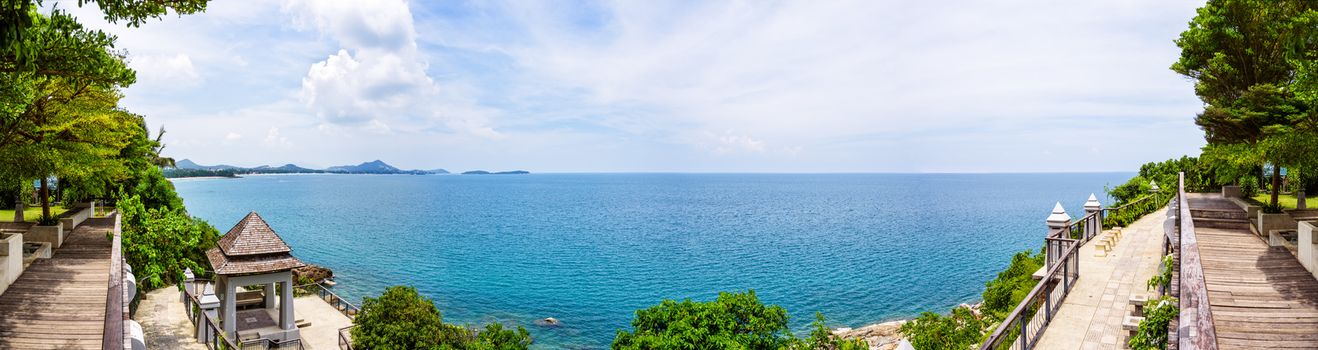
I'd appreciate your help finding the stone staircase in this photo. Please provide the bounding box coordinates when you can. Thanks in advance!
[1190,207,1251,230]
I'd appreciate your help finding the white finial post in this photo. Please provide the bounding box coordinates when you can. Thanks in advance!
[1084,194,1102,239]
[1045,202,1071,268]
[1149,180,1160,193]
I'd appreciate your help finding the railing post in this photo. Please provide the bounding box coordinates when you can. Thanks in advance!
[1084,194,1101,240]
[1046,202,1070,268]
[1019,314,1029,350]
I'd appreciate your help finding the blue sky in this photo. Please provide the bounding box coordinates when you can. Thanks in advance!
[68,0,1207,172]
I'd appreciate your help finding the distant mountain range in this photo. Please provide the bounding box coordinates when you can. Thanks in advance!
[166,159,527,178]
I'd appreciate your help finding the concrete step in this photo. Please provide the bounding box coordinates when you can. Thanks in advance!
[1194,217,1251,230]
[1190,208,1249,220]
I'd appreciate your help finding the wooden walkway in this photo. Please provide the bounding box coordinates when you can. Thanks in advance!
[0,215,116,349]
[1188,194,1318,349]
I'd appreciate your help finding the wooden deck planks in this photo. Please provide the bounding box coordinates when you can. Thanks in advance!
[0,216,116,350]
[1189,194,1318,350]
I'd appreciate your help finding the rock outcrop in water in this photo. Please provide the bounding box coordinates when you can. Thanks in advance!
[293,264,334,283]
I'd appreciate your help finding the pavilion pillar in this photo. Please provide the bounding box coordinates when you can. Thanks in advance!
[280,275,294,330]
[264,283,277,309]
[220,276,237,338]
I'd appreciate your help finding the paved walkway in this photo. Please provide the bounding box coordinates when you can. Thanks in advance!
[0,215,115,350]
[1034,207,1168,350]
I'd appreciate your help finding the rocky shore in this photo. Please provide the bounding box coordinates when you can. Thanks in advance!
[833,320,906,350]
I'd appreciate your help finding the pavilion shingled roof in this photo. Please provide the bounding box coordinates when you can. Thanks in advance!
[206,212,305,276]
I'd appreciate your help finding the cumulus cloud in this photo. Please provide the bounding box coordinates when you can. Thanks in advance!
[285,0,501,139]
[224,132,243,141]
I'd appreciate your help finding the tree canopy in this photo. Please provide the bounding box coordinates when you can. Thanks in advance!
[1172,0,1318,205]
[352,285,533,350]
[612,290,866,350]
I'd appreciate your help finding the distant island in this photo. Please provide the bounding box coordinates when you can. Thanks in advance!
[164,159,528,178]
[462,170,530,175]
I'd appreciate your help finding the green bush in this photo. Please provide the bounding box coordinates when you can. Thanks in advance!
[1146,255,1174,292]
[118,195,220,291]
[980,250,1044,320]
[899,306,986,350]
[352,285,531,350]
[613,290,866,350]
[1128,297,1178,350]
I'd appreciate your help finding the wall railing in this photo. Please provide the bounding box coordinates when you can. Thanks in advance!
[1176,172,1218,350]
[339,326,356,350]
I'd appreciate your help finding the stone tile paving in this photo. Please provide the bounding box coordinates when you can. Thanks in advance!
[1033,206,1168,350]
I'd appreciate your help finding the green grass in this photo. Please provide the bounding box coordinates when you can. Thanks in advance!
[1252,193,1302,210]
[0,205,68,222]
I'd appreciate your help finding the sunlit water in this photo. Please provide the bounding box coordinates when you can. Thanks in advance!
[172,173,1129,349]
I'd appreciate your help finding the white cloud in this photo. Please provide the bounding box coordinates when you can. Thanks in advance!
[224,132,243,141]
[129,54,201,86]
[61,0,1212,172]
[285,0,502,140]
[264,127,291,147]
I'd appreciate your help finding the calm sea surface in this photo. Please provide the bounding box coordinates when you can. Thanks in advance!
[172,173,1130,349]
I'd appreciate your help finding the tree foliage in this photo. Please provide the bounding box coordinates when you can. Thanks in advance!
[900,306,986,350]
[613,290,866,350]
[352,285,532,350]
[117,194,219,291]
[1172,0,1318,205]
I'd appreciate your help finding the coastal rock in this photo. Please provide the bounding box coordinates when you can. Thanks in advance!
[293,264,334,284]
[534,317,561,327]
[834,320,906,350]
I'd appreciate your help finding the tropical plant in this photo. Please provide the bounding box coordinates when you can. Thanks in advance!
[900,306,986,350]
[1128,297,1178,350]
[352,285,532,350]
[117,195,220,291]
[1146,255,1174,292]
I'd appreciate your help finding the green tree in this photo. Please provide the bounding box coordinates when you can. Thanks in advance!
[352,285,532,350]
[1172,0,1318,206]
[613,290,794,350]
[117,195,219,291]
[613,290,866,350]
[2,0,208,71]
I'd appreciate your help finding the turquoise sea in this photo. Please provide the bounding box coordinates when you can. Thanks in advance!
[172,173,1130,349]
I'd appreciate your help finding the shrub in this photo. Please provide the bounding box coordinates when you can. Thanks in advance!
[1128,297,1177,350]
[899,306,986,350]
[613,290,866,350]
[1146,255,1173,292]
[613,290,793,349]
[352,285,531,350]
[118,195,220,291]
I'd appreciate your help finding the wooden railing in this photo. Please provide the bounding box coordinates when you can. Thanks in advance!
[104,212,125,350]
[1176,172,1218,349]
[296,283,360,319]
[979,226,1081,350]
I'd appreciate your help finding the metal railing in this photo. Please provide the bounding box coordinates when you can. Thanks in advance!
[182,287,243,350]
[339,326,356,350]
[182,282,308,350]
[1176,172,1218,349]
[240,338,305,350]
[296,283,360,320]
[979,229,1080,350]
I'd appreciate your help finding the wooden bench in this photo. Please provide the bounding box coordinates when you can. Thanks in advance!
[236,290,264,309]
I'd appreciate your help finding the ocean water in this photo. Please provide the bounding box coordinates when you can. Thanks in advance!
[172,173,1130,349]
